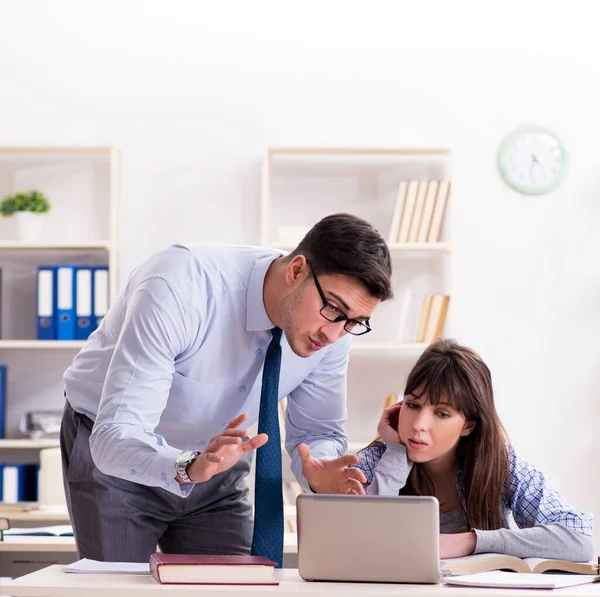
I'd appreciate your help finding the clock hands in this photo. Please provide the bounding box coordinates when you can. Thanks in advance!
[529,152,543,181]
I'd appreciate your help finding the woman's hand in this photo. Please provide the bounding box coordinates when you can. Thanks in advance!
[377,402,402,444]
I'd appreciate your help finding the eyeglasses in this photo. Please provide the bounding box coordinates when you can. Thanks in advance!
[307,261,372,336]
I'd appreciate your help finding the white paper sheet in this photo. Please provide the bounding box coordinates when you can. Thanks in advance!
[444,571,600,589]
[63,558,150,575]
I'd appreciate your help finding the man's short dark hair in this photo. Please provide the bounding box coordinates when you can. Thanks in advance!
[285,213,393,301]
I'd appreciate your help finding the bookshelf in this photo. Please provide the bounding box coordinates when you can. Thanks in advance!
[261,145,452,458]
[0,147,119,461]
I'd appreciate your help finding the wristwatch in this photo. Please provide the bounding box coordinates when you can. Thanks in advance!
[175,449,200,483]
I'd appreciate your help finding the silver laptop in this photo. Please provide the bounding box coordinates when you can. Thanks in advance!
[297,493,440,584]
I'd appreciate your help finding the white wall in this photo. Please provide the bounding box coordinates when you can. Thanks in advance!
[1,0,600,541]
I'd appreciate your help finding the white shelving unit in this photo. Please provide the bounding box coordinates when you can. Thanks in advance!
[0,147,120,451]
[261,146,452,452]
[0,341,86,350]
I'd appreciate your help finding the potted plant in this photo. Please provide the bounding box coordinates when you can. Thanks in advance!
[0,190,51,241]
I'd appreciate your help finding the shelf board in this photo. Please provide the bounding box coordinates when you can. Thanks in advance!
[0,340,85,349]
[268,147,451,156]
[268,241,450,253]
[351,342,428,353]
[0,241,111,250]
[0,439,60,449]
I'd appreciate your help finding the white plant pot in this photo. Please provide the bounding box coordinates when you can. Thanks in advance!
[15,211,45,242]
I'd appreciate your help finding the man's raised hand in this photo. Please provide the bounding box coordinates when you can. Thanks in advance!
[185,413,268,483]
[297,443,367,495]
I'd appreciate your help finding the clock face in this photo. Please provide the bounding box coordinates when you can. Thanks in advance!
[498,126,568,195]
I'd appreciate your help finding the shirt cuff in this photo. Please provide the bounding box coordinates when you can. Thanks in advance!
[157,445,195,497]
[473,528,507,554]
[377,442,412,473]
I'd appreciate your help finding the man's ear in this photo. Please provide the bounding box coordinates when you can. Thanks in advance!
[285,255,308,287]
[460,420,476,437]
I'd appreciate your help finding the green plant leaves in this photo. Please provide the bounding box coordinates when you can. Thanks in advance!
[0,190,51,216]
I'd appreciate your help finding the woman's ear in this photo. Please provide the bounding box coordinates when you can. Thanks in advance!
[460,420,476,437]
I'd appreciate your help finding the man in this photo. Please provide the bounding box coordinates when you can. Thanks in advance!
[61,213,393,564]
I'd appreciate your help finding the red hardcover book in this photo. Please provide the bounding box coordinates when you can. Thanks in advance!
[149,553,278,585]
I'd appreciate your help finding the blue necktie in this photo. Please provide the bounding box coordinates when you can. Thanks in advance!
[251,327,284,567]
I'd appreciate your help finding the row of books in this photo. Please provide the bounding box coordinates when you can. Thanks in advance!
[37,264,109,340]
[0,464,39,502]
[396,293,450,343]
[388,179,450,245]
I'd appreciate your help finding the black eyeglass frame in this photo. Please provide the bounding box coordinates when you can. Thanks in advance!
[307,261,372,336]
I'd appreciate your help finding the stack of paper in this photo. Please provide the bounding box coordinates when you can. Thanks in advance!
[63,559,150,575]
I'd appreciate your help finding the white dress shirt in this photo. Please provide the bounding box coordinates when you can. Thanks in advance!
[64,243,352,496]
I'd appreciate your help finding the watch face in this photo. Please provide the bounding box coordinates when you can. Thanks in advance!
[177,450,196,465]
[498,126,568,195]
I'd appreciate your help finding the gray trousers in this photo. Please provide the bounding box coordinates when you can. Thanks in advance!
[60,400,253,562]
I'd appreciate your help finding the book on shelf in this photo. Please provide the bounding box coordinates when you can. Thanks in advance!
[422,295,450,343]
[387,181,407,245]
[441,552,599,576]
[444,571,600,590]
[0,463,39,502]
[396,180,419,243]
[427,180,450,242]
[397,293,449,344]
[395,292,425,343]
[406,181,428,243]
[149,553,278,585]
[415,295,433,343]
[388,179,450,244]
[417,181,439,242]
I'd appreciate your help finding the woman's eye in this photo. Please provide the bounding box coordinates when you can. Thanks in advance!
[406,402,419,410]
[437,411,450,418]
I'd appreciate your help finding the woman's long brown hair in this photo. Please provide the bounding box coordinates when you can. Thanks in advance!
[399,339,510,530]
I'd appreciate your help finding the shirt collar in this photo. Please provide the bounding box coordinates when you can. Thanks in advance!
[246,254,282,332]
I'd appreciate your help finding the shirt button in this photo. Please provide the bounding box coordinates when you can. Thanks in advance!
[256,349,262,356]
[130,469,136,475]
[161,472,167,480]
[239,385,247,392]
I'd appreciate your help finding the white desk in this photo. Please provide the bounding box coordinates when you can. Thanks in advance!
[0,537,78,578]
[2,567,600,597]
[0,534,300,577]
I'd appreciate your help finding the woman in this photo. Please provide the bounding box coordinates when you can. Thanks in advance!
[353,339,595,561]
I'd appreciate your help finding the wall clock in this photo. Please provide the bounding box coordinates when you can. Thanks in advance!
[497,126,568,195]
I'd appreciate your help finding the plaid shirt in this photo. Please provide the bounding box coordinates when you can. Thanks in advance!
[355,442,594,536]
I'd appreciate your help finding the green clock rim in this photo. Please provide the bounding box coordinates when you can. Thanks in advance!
[497,125,569,195]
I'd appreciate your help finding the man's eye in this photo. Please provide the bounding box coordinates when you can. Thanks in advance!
[324,304,342,315]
